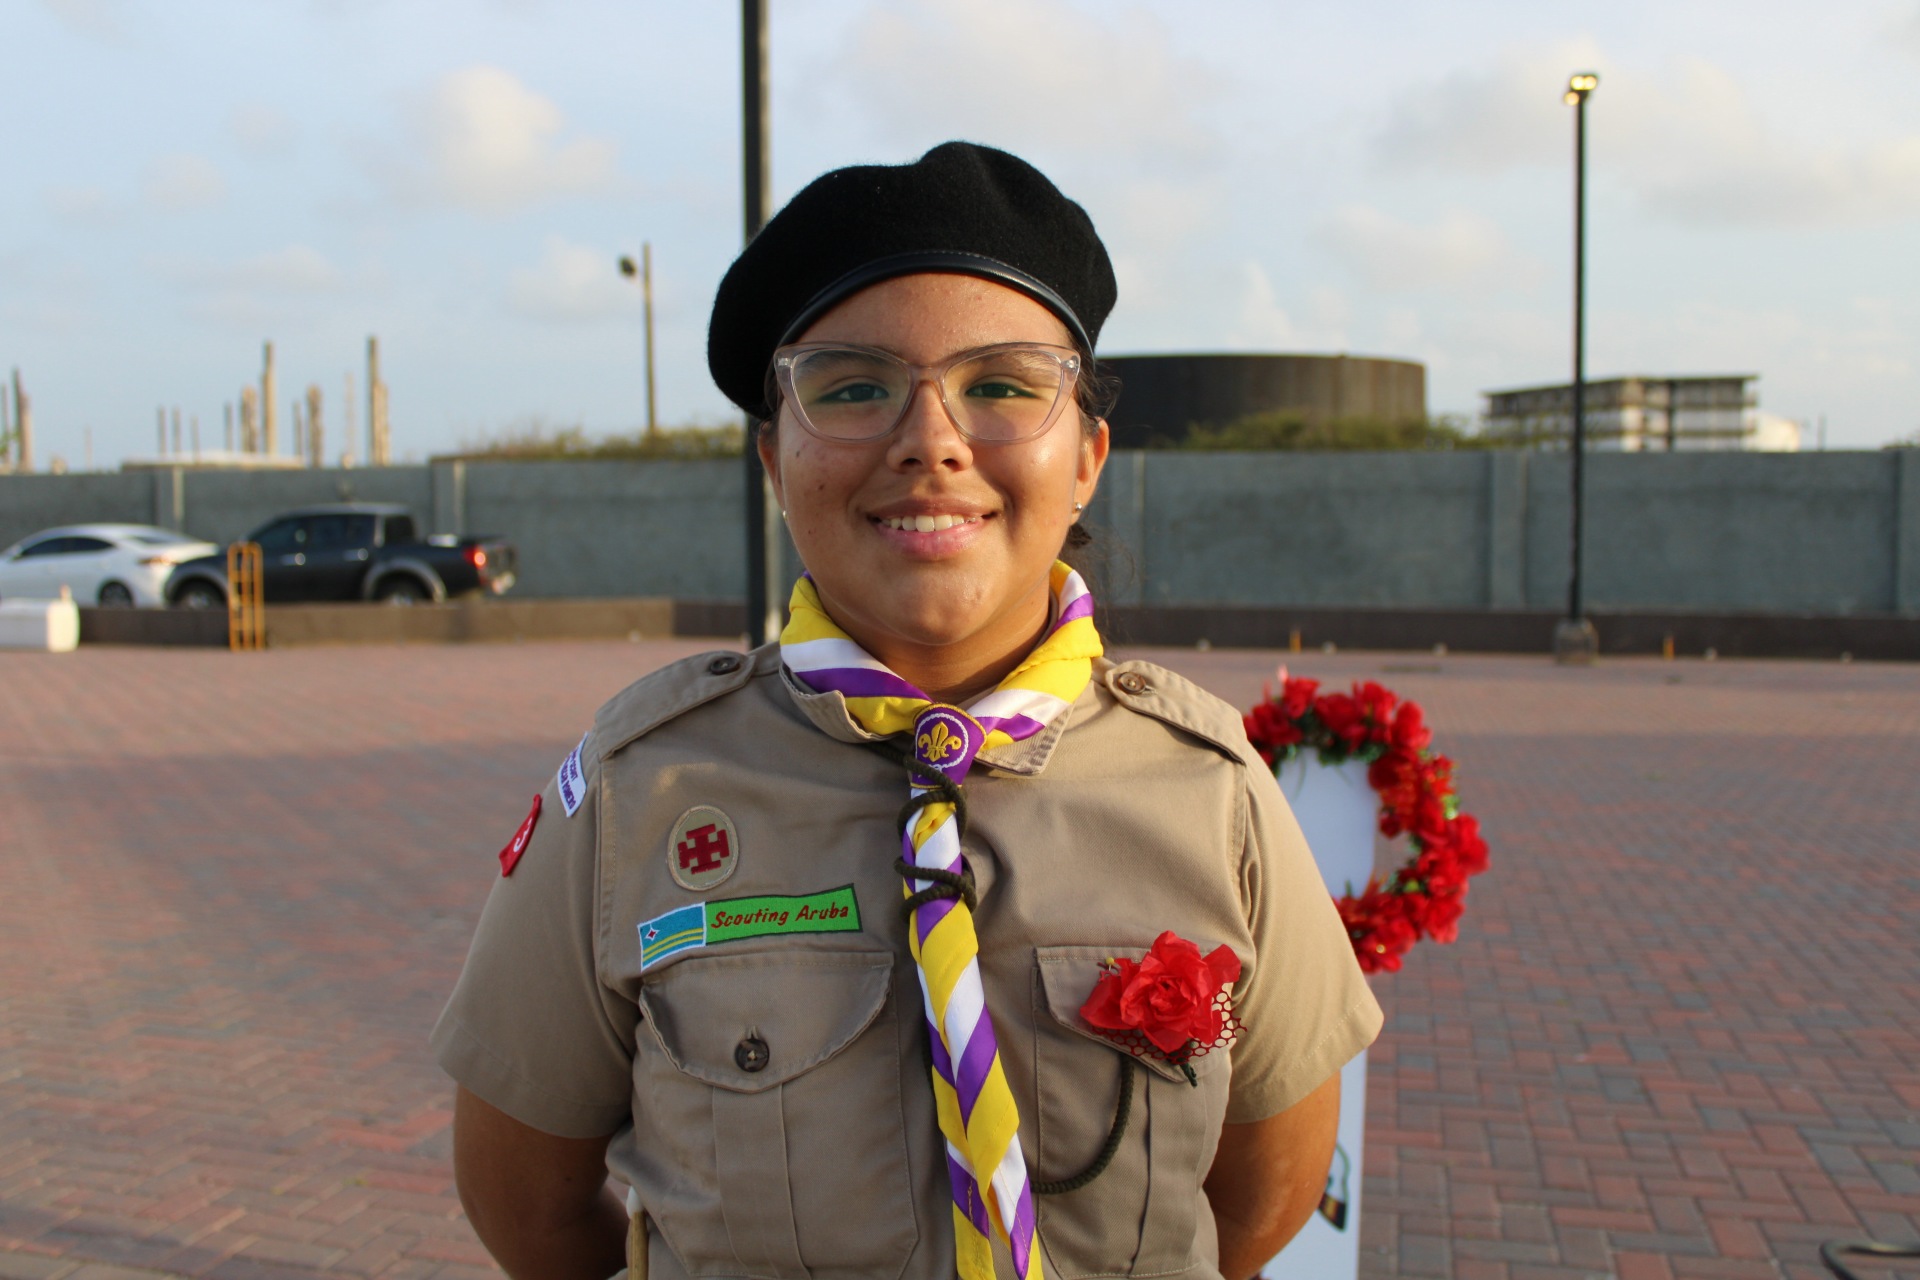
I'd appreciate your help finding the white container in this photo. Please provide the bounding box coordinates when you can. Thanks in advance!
[1264,749,1376,1280]
[0,588,80,652]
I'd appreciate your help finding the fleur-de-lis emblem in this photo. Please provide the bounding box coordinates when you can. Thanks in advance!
[918,720,962,763]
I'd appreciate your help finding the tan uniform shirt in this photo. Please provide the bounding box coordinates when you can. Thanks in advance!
[433,645,1381,1280]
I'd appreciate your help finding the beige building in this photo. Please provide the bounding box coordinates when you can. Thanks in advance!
[1482,375,1800,452]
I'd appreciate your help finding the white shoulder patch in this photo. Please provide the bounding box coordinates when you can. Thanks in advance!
[556,732,590,817]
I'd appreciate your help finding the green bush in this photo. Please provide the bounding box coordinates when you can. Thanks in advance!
[442,418,744,461]
[1166,411,1490,452]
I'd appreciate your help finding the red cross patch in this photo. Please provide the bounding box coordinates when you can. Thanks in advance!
[668,805,740,891]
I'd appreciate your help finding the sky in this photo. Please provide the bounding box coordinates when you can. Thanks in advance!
[5,0,1920,469]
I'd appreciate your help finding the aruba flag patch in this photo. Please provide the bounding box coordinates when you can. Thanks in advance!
[637,885,861,971]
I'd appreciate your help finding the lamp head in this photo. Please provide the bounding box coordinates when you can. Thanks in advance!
[1566,72,1599,103]
[618,255,638,278]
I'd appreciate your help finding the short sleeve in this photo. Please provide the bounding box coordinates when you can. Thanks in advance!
[1223,769,1383,1123]
[430,742,637,1138]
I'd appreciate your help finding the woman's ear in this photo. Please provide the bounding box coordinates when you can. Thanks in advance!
[1076,418,1111,508]
[756,421,785,510]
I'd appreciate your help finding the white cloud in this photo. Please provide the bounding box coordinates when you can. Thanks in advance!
[1220,265,1352,351]
[1372,40,1596,174]
[1229,262,1300,349]
[155,245,346,328]
[1623,59,1920,226]
[1373,44,1920,228]
[507,237,638,323]
[1314,205,1538,293]
[374,66,618,213]
[1895,6,1920,58]
[44,185,119,224]
[809,0,1223,164]
[217,246,344,293]
[1598,296,1913,391]
[231,103,298,157]
[143,153,227,211]
[40,0,128,42]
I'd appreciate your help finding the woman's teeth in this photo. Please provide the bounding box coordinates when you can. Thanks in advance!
[881,514,982,532]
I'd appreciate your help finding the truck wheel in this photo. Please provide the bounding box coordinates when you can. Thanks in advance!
[174,581,225,610]
[377,577,429,606]
[98,582,135,608]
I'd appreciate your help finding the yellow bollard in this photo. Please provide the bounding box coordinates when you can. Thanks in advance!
[227,541,264,651]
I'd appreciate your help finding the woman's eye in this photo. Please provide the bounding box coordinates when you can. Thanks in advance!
[815,381,890,404]
[964,380,1039,400]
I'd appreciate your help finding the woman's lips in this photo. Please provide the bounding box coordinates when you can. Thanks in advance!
[869,512,993,558]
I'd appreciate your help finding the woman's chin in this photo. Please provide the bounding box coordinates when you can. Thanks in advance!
[816,573,1028,656]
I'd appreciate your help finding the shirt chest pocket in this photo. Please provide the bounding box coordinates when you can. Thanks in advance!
[637,950,917,1280]
[1032,946,1232,1280]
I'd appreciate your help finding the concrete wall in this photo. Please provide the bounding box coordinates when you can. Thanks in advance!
[3,450,1915,616]
[461,459,745,599]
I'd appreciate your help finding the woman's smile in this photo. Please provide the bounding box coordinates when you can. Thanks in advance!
[868,502,994,557]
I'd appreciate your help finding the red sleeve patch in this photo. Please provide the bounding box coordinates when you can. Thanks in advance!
[499,794,543,876]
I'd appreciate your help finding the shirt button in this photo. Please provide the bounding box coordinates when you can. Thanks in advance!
[1114,671,1150,695]
[735,1036,770,1072]
[707,654,743,676]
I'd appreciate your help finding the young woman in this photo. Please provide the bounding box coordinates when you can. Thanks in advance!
[435,142,1380,1280]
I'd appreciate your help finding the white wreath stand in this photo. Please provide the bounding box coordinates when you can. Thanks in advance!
[1260,751,1374,1280]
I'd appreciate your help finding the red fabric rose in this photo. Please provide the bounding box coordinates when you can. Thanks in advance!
[1278,676,1319,721]
[1080,931,1242,1056]
[1315,692,1368,752]
[1339,885,1418,974]
[1448,814,1490,876]
[1389,701,1431,754]
[1420,890,1466,944]
[1414,844,1466,897]
[1354,681,1398,746]
[1242,701,1303,764]
[1409,792,1452,848]
[1370,749,1420,836]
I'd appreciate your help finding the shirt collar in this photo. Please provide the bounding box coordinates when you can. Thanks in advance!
[778,664,1086,778]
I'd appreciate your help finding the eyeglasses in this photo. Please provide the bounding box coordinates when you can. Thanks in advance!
[772,342,1082,444]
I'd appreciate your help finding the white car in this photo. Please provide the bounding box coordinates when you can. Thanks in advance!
[0,524,222,608]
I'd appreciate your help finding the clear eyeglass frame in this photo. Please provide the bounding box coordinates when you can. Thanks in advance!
[771,341,1083,444]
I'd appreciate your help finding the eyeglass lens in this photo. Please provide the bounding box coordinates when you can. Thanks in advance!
[784,346,1073,442]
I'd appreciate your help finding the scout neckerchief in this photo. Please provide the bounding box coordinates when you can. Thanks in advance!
[781,561,1101,1280]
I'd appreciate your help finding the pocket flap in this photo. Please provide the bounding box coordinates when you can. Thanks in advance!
[640,950,894,1094]
[1035,944,1229,1085]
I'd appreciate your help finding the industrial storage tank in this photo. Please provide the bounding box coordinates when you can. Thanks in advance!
[1097,353,1427,448]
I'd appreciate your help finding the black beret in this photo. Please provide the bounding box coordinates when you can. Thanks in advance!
[707,141,1117,418]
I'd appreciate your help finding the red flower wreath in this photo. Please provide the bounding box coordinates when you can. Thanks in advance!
[1243,672,1490,975]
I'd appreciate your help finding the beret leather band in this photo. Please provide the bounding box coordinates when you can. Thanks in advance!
[775,250,1093,356]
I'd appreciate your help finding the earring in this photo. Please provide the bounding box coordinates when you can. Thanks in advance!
[1072,501,1085,514]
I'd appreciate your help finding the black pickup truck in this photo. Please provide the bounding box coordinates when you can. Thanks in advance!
[166,503,517,607]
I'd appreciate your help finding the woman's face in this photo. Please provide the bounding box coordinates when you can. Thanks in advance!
[760,272,1108,688]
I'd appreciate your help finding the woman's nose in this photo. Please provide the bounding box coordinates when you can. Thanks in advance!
[887,376,973,470]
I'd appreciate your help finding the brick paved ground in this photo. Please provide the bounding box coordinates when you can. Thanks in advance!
[0,641,1914,1280]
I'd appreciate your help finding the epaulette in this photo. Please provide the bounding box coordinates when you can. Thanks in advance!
[588,644,775,764]
[1098,657,1260,769]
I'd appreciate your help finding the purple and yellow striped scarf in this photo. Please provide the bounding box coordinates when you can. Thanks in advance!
[781,562,1101,1280]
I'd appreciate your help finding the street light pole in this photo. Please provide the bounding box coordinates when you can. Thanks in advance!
[1555,71,1600,664]
[643,243,658,439]
[742,0,783,646]
[617,244,660,439]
